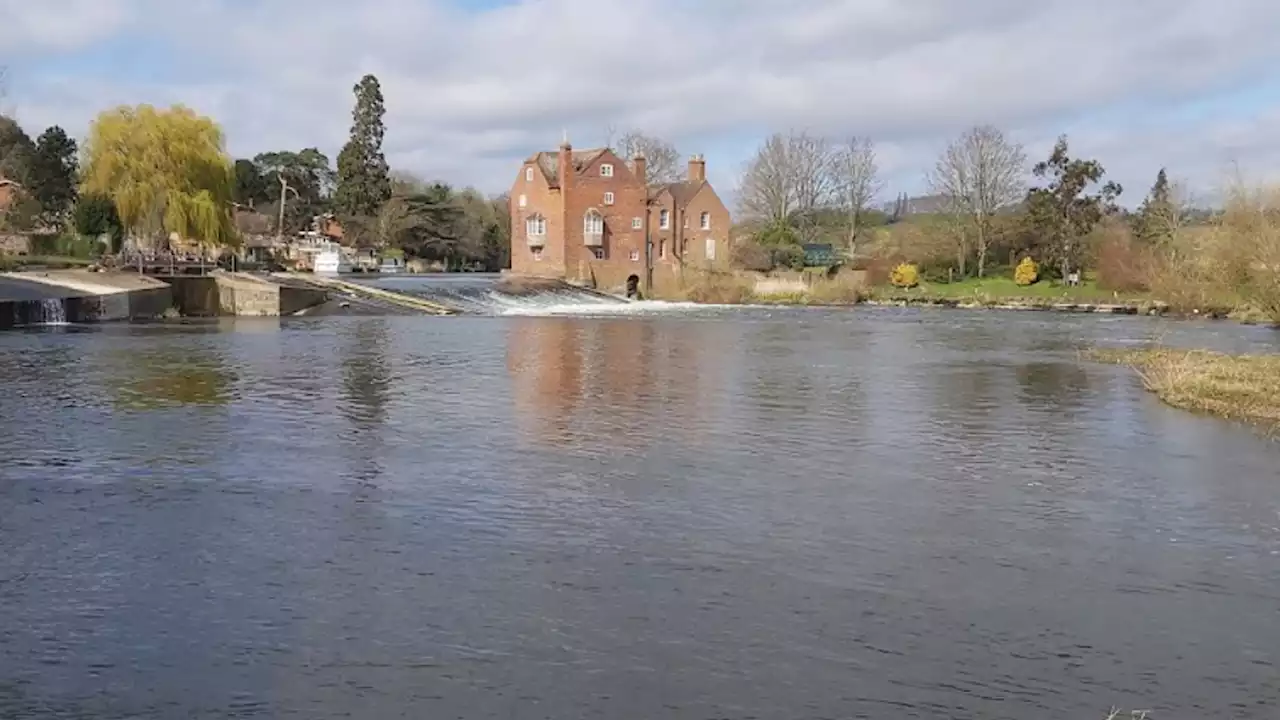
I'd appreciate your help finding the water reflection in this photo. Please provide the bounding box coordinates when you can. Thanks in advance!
[507,318,720,452]
[110,348,235,410]
[337,319,393,485]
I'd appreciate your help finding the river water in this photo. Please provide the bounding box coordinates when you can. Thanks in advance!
[2,302,1279,719]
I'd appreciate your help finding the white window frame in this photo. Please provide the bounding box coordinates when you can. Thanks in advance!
[584,210,603,235]
[525,167,534,181]
[600,164,613,177]
[603,192,614,205]
[629,249,640,262]
[518,194,527,208]
[700,212,710,230]
[526,214,546,237]
[631,217,642,229]
[659,209,670,229]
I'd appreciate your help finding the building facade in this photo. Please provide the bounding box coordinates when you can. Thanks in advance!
[509,141,730,295]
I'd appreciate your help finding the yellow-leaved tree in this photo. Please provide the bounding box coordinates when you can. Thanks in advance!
[80,104,235,251]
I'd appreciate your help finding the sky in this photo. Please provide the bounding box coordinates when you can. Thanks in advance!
[3,0,1280,208]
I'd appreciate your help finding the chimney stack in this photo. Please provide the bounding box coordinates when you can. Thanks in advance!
[557,135,572,192]
[688,154,706,183]
[632,152,647,185]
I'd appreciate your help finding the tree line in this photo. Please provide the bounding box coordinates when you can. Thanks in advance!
[0,70,509,270]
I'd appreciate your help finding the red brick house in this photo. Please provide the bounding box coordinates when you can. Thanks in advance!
[509,140,730,296]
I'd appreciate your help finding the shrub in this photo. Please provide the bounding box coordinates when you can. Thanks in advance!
[1013,257,1039,286]
[889,262,919,288]
[730,239,773,272]
[678,273,754,304]
[807,272,865,304]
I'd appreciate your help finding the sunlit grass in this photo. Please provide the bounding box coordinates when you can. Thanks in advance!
[1085,346,1280,434]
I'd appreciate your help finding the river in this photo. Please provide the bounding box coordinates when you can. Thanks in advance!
[2,301,1279,718]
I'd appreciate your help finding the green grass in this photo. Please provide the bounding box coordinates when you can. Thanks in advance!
[0,254,98,271]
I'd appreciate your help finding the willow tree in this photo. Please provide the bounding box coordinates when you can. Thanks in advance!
[80,104,236,250]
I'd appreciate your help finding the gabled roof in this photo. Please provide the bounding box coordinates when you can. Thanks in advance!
[651,180,707,208]
[527,147,610,188]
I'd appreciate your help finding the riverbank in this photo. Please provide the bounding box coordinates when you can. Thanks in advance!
[1086,347,1280,434]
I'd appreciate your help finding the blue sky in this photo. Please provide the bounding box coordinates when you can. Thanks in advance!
[4,0,1280,207]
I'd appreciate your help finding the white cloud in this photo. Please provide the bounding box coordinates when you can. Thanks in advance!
[4,0,1280,205]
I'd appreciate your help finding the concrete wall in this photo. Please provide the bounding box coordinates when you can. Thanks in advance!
[162,273,326,316]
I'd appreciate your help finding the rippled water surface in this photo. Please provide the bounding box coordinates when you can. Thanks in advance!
[3,305,1280,719]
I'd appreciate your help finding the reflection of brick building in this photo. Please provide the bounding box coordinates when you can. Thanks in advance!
[506,317,716,451]
[509,140,730,295]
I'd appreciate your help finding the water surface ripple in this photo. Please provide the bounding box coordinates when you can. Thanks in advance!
[2,307,1279,719]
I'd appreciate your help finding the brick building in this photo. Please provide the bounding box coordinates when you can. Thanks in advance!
[509,140,730,296]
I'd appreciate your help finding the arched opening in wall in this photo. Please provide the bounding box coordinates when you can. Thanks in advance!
[625,274,640,299]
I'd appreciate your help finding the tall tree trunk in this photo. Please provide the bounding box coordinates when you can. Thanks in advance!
[976,218,987,278]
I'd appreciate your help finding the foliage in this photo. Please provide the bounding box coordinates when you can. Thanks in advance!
[251,148,335,234]
[72,193,125,251]
[0,114,34,184]
[890,262,919,288]
[80,104,236,247]
[677,272,754,304]
[731,238,774,272]
[1013,256,1039,286]
[30,125,78,221]
[334,74,391,219]
[30,232,103,259]
[1024,135,1122,278]
[233,159,268,208]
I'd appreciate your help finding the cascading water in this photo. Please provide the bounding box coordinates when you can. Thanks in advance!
[37,298,68,325]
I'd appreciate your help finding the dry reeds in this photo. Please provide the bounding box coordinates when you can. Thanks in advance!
[1085,347,1280,433]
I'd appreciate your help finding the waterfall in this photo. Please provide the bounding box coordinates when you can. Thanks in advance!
[36,298,68,325]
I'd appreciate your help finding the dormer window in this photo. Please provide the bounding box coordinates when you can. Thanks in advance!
[603,192,614,205]
[525,167,534,181]
[600,164,613,177]
[659,209,670,229]
[700,212,710,230]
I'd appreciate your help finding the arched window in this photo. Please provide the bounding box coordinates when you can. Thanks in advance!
[584,209,603,235]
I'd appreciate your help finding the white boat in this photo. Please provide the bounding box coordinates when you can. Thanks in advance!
[379,256,405,274]
[313,247,353,274]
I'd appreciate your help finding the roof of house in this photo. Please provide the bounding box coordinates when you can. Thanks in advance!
[652,180,707,208]
[527,147,610,188]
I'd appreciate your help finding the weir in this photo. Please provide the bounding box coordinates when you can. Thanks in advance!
[362,274,629,315]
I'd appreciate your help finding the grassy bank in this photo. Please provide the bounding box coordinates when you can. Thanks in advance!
[0,255,98,271]
[872,275,1143,303]
[1086,347,1280,433]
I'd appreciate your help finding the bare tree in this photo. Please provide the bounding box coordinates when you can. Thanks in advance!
[613,130,682,185]
[737,130,838,241]
[832,136,883,255]
[926,125,1026,277]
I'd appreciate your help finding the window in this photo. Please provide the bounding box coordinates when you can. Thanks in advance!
[526,214,546,237]
[584,210,603,235]
[525,167,534,181]
[603,192,614,205]
[700,212,711,230]
[590,247,604,259]
[631,217,642,229]
[629,249,640,262]
[705,237,716,261]
[659,240,666,258]
[518,194,527,208]
[659,209,670,229]
[532,248,543,261]
[600,164,613,177]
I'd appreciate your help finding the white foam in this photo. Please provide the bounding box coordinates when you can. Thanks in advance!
[499,300,716,316]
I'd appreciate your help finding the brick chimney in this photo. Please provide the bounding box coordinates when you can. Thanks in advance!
[558,136,572,192]
[688,154,706,183]
[632,152,647,185]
